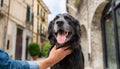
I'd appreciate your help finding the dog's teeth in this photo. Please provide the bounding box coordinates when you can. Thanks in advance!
[67,32,68,35]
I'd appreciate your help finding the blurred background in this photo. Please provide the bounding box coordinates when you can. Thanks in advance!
[0,0,120,69]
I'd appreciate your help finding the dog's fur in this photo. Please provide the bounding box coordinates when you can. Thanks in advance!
[48,13,84,69]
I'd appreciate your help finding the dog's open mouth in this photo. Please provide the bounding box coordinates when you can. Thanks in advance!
[55,29,71,44]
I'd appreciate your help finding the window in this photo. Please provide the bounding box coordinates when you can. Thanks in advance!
[37,21,39,34]
[7,40,10,50]
[40,9,42,17]
[0,0,3,7]
[102,1,120,69]
[42,12,45,22]
[43,12,45,17]
[66,0,68,3]
[40,24,42,33]
[25,37,29,60]
[104,13,117,69]
[37,5,39,15]
[115,3,120,68]
[26,5,30,22]
[116,6,120,52]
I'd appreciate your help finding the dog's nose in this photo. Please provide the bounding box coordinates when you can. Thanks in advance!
[56,21,64,27]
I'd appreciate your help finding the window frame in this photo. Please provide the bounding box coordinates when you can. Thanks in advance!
[101,1,120,69]
[0,0,3,7]
[26,5,31,22]
[37,5,39,15]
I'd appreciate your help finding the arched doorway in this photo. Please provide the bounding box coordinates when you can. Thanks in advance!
[81,25,89,67]
[91,1,108,69]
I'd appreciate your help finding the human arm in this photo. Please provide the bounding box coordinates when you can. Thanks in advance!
[0,49,30,69]
[0,45,71,69]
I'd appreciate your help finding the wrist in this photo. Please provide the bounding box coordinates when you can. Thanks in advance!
[44,57,54,67]
[38,58,53,69]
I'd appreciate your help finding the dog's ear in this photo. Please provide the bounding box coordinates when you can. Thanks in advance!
[48,21,56,46]
[75,20,81,38]
[48,21,54,40]
[69,15,81,38]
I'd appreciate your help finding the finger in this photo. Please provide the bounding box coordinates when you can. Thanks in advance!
[52,45,57,50]
[62,46,70,50]
[64,50,72,55]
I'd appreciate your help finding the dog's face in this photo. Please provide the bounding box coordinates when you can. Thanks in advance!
[53,14,75,44]
[48,13,81,48]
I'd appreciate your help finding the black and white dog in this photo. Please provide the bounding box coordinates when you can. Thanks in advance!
[48,13,84,69]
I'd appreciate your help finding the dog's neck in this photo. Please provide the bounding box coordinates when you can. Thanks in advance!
[56,43,65,49]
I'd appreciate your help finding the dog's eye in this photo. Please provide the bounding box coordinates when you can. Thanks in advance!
[64,16,69,20]
[54,16,59,20]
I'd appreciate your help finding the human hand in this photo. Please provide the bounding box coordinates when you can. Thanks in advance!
[48,45,72,66]
[38,45,72,69]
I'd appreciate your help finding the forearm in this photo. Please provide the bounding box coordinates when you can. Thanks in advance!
[37,58,53,69]
[0,49,30,69]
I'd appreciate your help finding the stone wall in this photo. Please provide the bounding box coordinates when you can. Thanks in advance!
[0,16,6,49]
[67,0,109,69]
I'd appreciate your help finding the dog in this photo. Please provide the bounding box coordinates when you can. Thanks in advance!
[48,13,84,69]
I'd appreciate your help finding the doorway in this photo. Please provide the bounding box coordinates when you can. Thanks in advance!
[25,37,29,60]
[15,28,23,60]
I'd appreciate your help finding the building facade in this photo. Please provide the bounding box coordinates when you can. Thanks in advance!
[67,0,120,69]
[33,0,50,48]
[0,0,33,60]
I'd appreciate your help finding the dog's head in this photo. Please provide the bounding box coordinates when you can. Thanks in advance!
[48,13,81,48]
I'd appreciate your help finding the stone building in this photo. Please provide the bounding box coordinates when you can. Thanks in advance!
[0,0,33,60]
[0,0,50,60]
[0,0,7,50]
[67,0,120,69]
[33,0,50,48]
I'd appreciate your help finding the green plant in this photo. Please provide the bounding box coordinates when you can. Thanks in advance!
[28,43,40,56]
[39,41,51,57]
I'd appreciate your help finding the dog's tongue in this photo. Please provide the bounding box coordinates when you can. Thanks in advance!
[57,32,67,44]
